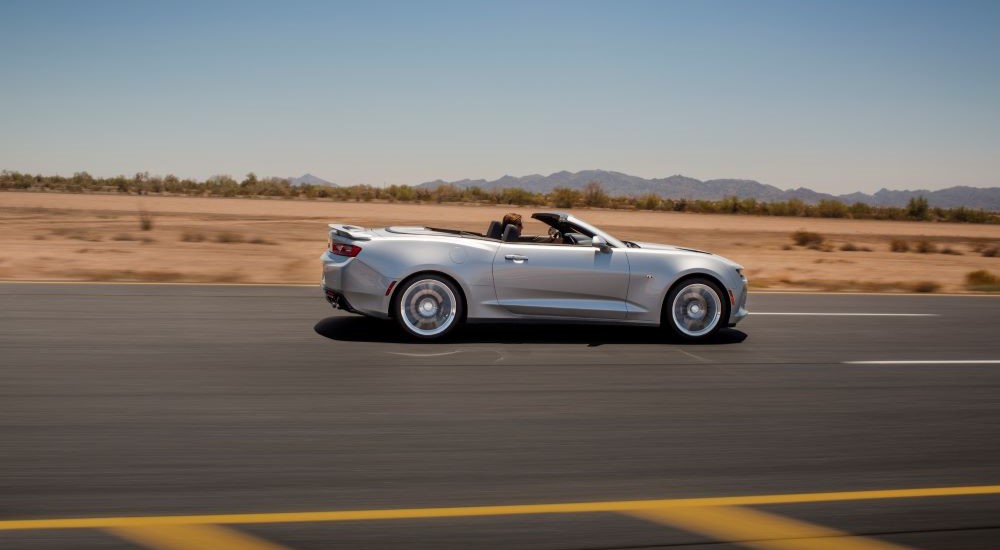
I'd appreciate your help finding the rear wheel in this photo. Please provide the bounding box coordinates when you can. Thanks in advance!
[665,278,726,341]
[394,274,463,339]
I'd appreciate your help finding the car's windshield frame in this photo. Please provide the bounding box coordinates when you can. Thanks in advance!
[528,212,626,248]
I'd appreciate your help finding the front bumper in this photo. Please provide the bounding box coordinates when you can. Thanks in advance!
[728,278,749,327]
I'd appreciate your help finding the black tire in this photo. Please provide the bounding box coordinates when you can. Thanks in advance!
[393,274,464,340]
[664,277,727,341]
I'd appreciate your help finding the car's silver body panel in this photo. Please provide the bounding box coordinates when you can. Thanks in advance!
[321,212,748,327]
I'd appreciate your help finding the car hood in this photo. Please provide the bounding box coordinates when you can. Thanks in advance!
[633,241,744,271]
[633,241,711,254]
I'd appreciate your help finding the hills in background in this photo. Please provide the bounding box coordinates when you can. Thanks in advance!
[288,173,336,187]
[285,170,998,210]
[417,170,1000,211]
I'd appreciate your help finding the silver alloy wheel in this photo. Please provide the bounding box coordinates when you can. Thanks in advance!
[399,278,458,337]
[671,283,722,337]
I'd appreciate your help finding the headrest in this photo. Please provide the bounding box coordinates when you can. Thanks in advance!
[486,221,503,239]
[502,224,520,242]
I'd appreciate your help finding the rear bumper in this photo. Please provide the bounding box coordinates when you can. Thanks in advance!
[322,286,359,313]
[320,251,393,319]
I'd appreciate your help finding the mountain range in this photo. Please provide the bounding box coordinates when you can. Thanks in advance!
[417,170,1000,211]
[288,173,336,187]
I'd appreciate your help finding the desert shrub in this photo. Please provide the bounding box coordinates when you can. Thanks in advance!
[582,181,610,208]
[983,246,999,258]
[139,210,154,231]
[939,246,962,255]
[840,243,859,251]
[792,230,824,247]
[140,237,155,244]
[889,239,910,253]
[906,196,930,220]
[550,187,581,208]
[215,232,245,243]
[248,237,277,245]
[817,199,848,218]
[781,244,793,250]
[965,270,1000,291]
[112,233,136,241]
[909,281,941,293]
[636,193,661,211]
[181,231,207,242]
[914,240,937,254]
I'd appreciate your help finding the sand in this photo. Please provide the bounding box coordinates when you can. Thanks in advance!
[2,191,998,292]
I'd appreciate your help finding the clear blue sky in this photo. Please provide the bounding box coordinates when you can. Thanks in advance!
[2,0,997,193]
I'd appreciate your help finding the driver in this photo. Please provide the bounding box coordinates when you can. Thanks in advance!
[502,213,562,243]
[501,213,523,239]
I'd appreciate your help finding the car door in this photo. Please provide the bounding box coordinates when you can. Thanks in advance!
[492,242,630,319]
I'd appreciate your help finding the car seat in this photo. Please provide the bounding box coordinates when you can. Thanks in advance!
[502,224,520,242]
[486,221,503,239]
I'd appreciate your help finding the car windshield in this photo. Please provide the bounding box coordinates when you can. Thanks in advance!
[529,212,626,248]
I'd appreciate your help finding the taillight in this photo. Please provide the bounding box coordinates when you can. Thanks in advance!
[330,242,362,257]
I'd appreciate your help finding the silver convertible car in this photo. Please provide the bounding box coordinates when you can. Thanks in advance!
[321,212,748,341]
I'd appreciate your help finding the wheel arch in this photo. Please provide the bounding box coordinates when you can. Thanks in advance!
[388,269,469,322]
[659,272,730,327]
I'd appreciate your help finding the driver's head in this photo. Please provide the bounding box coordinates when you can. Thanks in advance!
[502,213,523,229]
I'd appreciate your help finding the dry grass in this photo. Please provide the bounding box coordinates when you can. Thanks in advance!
[890,239,910,252]
[908,281,941,293]
[215,232,245,244]
[65,269,247,283]
[72,269,185,282]
[753,277,941,293]
[138,210,154,231]
[3,192,999,291]
[966,270,1000,291]
[914,240,937,254]
[792,230,824,247]
[181,231,207,242]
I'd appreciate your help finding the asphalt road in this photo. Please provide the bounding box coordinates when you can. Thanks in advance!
[1,283,999,549]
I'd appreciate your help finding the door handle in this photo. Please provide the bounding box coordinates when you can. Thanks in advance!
[504,254,528,262]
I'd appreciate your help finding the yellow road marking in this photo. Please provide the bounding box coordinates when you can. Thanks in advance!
[628,505,913,550]
[1,485,998,531]
[108,524,291,550]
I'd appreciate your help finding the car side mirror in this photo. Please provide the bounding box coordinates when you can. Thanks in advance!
[592,235,610,253]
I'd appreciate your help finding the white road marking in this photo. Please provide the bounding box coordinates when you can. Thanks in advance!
[752,312,938,317]
[388,350,464,358]
[844,360,1000,365]
[678,349,710,363]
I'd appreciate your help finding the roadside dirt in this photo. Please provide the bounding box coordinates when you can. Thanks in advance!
[2,191,998,292]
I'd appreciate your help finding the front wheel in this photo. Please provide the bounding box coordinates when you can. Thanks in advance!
[664,278,726,341]
[394,275,464,339]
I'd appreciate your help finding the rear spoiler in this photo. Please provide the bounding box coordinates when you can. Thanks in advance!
[328,223,372,241]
